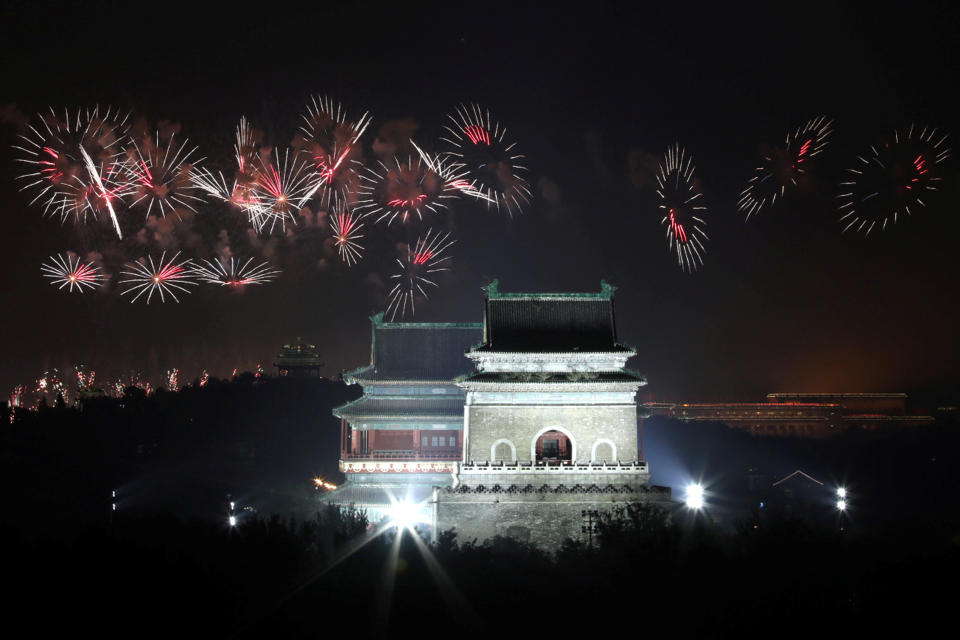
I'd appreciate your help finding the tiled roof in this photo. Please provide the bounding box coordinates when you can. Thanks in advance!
[332,395,466,419]
[476,280,625,353]
[346,316,482,381]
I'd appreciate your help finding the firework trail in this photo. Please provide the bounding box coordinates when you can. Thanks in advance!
[119,251,198,303]
[192,256,281,286]
[739,116,833,220]
[386,229,455,320]
[329,203,366,266]
[356,154,464,225]
[124,131,205,219]
[13,106,129,232]
[296,95,371,208]
[191,117,265,226]
[440,103,531,216]
[837,124,950,235]
[41,253,106,293]
[656,143,708,273]
[412,140,492,202]
[249,148,314,233]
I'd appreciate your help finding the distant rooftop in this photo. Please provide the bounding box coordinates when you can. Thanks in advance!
[475,279,630,353]
[274,337,324,367]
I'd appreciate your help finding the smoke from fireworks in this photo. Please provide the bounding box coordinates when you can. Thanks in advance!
[192,256,281,286]
[386,229,455,320]
[656,144,708,273]
[440,103,531,216]
[739,116,833,220]
[119,251,198,303]
[837,124,951,235]
[296,95,371,208]
[41,253,106,293]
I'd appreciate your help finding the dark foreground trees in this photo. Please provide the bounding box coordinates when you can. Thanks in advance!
[3,502,957,638]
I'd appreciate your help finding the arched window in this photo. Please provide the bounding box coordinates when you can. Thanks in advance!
[591,439,617,463]
[534,429,573,462]
[490,439,517,463]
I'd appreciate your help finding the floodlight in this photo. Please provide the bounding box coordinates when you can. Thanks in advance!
[685,483,704,510]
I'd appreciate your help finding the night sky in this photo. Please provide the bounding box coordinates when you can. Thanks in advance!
[2,1,959,401]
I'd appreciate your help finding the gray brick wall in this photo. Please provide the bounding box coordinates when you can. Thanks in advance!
[467,403,638,463]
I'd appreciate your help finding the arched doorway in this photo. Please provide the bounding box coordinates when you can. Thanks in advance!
[535,430,572,462]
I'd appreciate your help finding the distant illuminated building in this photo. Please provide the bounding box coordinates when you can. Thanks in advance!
[327,313,483,522]
[649,392,934,437]
[274,337,324,377]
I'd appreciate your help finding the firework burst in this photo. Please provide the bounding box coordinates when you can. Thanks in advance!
[36,369,67,405]
[75,365,96,391]
[440,103,531,216]
[124,131,205,219]
[386,229,455,320]
[248,148,314,233]
[738,116,833,220]
[41,253,106,293]
[296,95,371,208]
[837,125,950,235]
[119,251,198,303]
[13,106,129,235]
[328,204,366,266]
[192,256,281,286]
[656,144,708,273]
[356,155,462,225]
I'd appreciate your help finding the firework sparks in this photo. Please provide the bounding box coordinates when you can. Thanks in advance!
[36,369,67,405]
[41,253,106,293]
[13,106,129,232]
[199,370,209,387]
[124,131,205,219]
[166,368,180,392]
[74,365,96,391]
[296,95,371,208]
[738,116,833,220]
[192,256,281,286]
[386,229,455,320]
[356,155,464,225]
[837,124,950,235]
[119,251,198,304]
[329,204,366,266]
[656,144,709,273]
[440,103,531,216]
[249,148,314,233]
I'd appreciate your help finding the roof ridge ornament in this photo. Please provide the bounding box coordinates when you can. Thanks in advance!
[484,278,500,297]
[600,280,616,297]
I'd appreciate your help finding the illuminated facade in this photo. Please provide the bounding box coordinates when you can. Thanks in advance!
[435,280,671,548]
[328,314,482,521]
